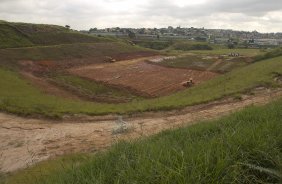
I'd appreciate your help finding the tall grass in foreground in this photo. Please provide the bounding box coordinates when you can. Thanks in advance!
[6,98,282,184]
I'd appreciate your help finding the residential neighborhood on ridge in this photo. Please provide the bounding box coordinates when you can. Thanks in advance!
[83,26,282,47]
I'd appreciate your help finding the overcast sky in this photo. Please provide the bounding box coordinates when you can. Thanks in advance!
[0,0,282,32]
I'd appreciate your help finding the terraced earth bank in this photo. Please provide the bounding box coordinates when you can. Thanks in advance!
[1,87,281,173]
[68,56,219,97]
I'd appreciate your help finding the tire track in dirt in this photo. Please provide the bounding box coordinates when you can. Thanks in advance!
[0,88,281,173]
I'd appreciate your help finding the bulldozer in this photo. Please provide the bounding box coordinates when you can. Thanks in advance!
[182,78,194,87]
[105,56,116,63]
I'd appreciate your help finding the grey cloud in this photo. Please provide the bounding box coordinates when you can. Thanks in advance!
[143,0,282,17]
[0,0,281,32]
[213,0,282,14]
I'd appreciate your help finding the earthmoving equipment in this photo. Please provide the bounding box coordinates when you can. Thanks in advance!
[105,56,116,63]
[182,78,194,87]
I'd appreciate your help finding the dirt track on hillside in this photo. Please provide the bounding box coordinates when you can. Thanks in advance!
[0,88,281,173]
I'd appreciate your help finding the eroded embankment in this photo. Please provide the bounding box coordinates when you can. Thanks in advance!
[0,88,281,173]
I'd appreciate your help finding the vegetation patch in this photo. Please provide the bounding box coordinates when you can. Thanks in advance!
[172,41,213,51]
[0,24,34,48]
[189,48,264,57]
[2,154,90,184]
[154,55,251,73]
[254,47,282,61]
[155,55,216,70]
[0,21,115,49]
[51,74,143,103]
[133,40,173,50]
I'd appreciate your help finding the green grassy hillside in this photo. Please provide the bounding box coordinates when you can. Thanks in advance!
[0,56,281,117]
[0,21,114,48]
[4,97,282,184]
[0,24,34,48]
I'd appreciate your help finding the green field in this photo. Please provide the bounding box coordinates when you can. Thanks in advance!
[189,48,264,57]
[133,39,228,51]
[171,41,213,51]
[156,55,249,73]
[0,56,281,117]
[155,55,216,70]
[133,40,173,50]
[4,97,282,184]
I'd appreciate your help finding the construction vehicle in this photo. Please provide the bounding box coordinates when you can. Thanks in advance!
[182,78,194,87]
[105,56,116,63]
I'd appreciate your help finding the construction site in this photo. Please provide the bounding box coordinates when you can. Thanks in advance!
[68,56,219,97]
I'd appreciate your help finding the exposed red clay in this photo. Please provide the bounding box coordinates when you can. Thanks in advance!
[69,59,219,97]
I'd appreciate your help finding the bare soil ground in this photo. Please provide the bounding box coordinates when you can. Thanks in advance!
[0,88,281,173]
[18,51,158,73]
[18,56,163,102]
[69,57,219,97]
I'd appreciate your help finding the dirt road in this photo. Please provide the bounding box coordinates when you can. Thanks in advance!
[0,88,281,173]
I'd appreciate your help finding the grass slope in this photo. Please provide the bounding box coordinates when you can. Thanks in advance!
[255,47,282,61]
[0,24,34,48]
[156,55,216,70]
[4,97,282,184]
[189,48,263,57]
[0,56,281,117]
[0,21,114,48]
[52,74,143,102]
[157,55,249,73]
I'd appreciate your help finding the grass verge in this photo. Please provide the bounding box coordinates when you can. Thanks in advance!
[3,97,282,183]
[189,48,264,57]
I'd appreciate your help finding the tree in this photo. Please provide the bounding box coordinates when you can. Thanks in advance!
[89,28,98,33]
[65,25,70,29]
[227,43,235,49]
[138,28,146,34]
[227,38,238,49]
[157,34,160,40]
[127,30,136,39]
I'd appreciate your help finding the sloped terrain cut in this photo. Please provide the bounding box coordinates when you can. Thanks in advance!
[69,58,219,97]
